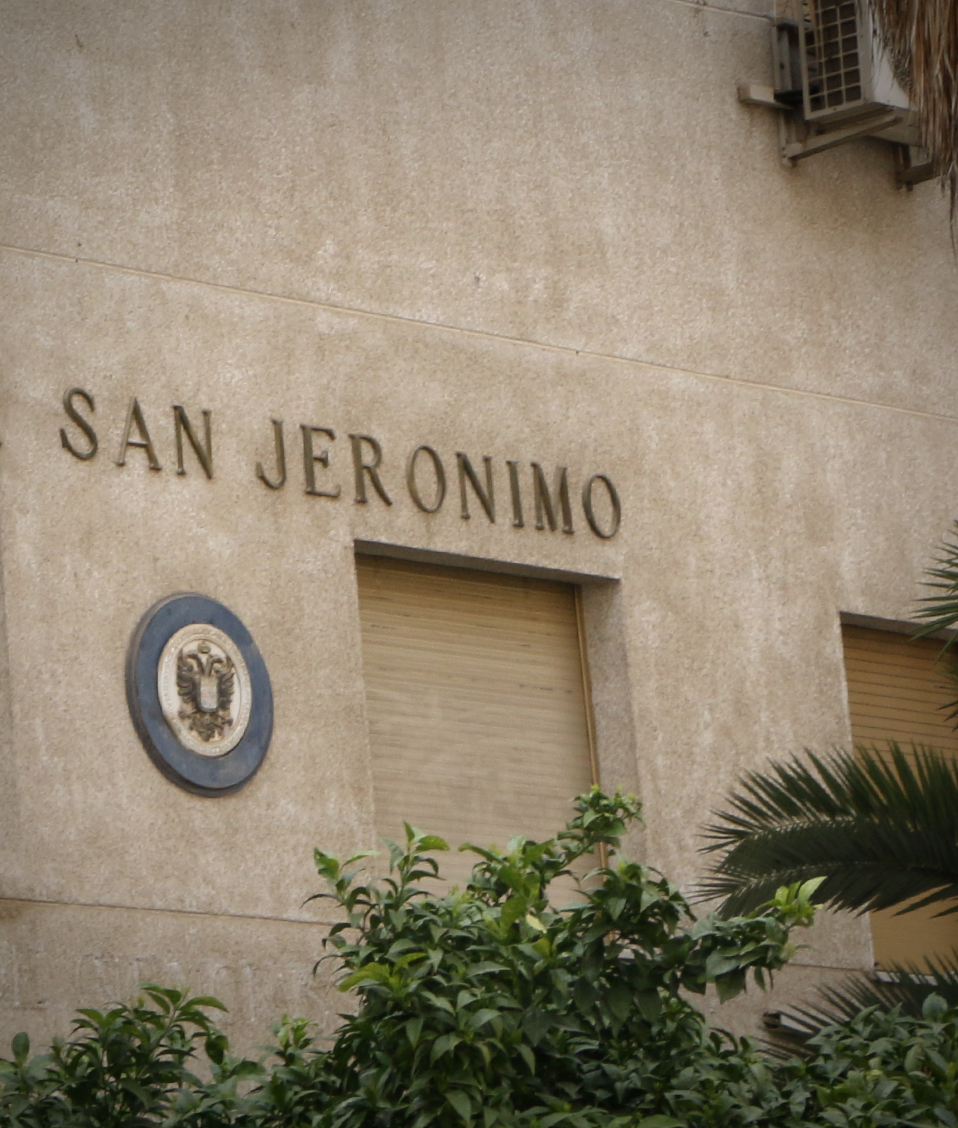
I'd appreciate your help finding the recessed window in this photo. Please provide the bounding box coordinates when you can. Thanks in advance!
[356,554,598,889]
[842,623,958,967]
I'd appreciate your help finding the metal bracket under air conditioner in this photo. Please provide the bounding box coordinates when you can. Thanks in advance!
[783,112,897,160]
[738,84,904,160]
[893,144,938,187]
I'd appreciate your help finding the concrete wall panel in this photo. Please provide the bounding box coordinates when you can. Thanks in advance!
[1,0,955,1047]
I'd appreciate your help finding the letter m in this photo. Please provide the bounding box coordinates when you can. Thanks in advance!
[531,463,573,534]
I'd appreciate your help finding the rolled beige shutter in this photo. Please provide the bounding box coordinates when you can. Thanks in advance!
[356,555,597,890]
[841,624,958,967]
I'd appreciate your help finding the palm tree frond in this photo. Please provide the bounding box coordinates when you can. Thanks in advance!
[763,956,958,1056]
[697,744,958,918]
[913,523,958,638]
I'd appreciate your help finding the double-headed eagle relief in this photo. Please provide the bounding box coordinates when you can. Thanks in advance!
[156,620,253,758]
[176,640,235,742]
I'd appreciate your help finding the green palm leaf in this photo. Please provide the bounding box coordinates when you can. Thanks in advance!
[915,523,958,638]
[697,744,958,919]
[913,524,958,725]
[762,958,958,1055]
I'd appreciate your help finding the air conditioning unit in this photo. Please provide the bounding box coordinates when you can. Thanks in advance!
[738,0,933,180]
[799,0,918,146]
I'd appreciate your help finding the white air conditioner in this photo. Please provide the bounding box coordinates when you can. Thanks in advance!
[799,0,919,146]
[737,0,933,178]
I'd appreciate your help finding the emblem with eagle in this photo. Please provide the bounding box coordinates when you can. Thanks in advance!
[176,640,235,742]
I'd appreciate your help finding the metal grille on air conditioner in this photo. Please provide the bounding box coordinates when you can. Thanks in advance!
[803,0,865,115]
[736,0,930,177]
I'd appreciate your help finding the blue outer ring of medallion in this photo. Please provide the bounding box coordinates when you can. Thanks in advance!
[126,593,273,796]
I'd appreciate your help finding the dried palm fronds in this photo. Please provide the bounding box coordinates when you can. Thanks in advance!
[868,0,958,220]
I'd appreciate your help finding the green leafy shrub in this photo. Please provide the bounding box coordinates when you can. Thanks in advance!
[2,789,958,1126]
[771,995,958,1127]
[301,788,812,1128]
[0,984,230,1126]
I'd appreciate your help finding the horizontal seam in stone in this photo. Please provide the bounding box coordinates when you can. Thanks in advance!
[0,895,332,927]
[663,0,769,21]
[2,241,955,427]
[0,899,863,971]
[785,961,873,971]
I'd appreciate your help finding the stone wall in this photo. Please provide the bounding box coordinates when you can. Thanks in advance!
[1,0,955,1053]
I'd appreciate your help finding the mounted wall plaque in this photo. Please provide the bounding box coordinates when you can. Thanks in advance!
[126,593,273,796]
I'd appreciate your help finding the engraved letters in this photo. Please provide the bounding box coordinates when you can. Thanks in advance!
[301,425,341,498]
[531,463,574,535]
[173,405,213,478]
[60,387,98,460]
[58,389,622,538]
[115,397,161,471]
[582,474,622,539]
[256,419,287,489]
[349,434,392,506]
[506,460,524,528]
[456,452,495,523]
[406,445,446,513]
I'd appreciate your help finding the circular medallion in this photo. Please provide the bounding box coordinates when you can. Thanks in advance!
[126,593,273,796]
[157,624,252,756]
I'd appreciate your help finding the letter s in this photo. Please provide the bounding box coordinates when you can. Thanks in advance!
[59,387,98,460]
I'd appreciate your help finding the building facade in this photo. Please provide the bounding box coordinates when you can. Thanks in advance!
[1,0,957,1053]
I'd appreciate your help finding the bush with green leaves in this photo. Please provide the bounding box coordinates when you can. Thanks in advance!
[3,788,958,1127]
[0,984,233,1126]
[775,994,958,1127]
[300,788,816,1128]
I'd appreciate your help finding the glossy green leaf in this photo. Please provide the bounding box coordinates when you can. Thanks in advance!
[405,1016,424,1048]
[430,1032,460,1061]
[10,1032,28,1063]
[445,1088,473,1122]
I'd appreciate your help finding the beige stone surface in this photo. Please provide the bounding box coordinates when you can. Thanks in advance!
[3,247,946,922]
[0,899,339,1058]
[1,0,956,1048]
[0,0,955,414]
